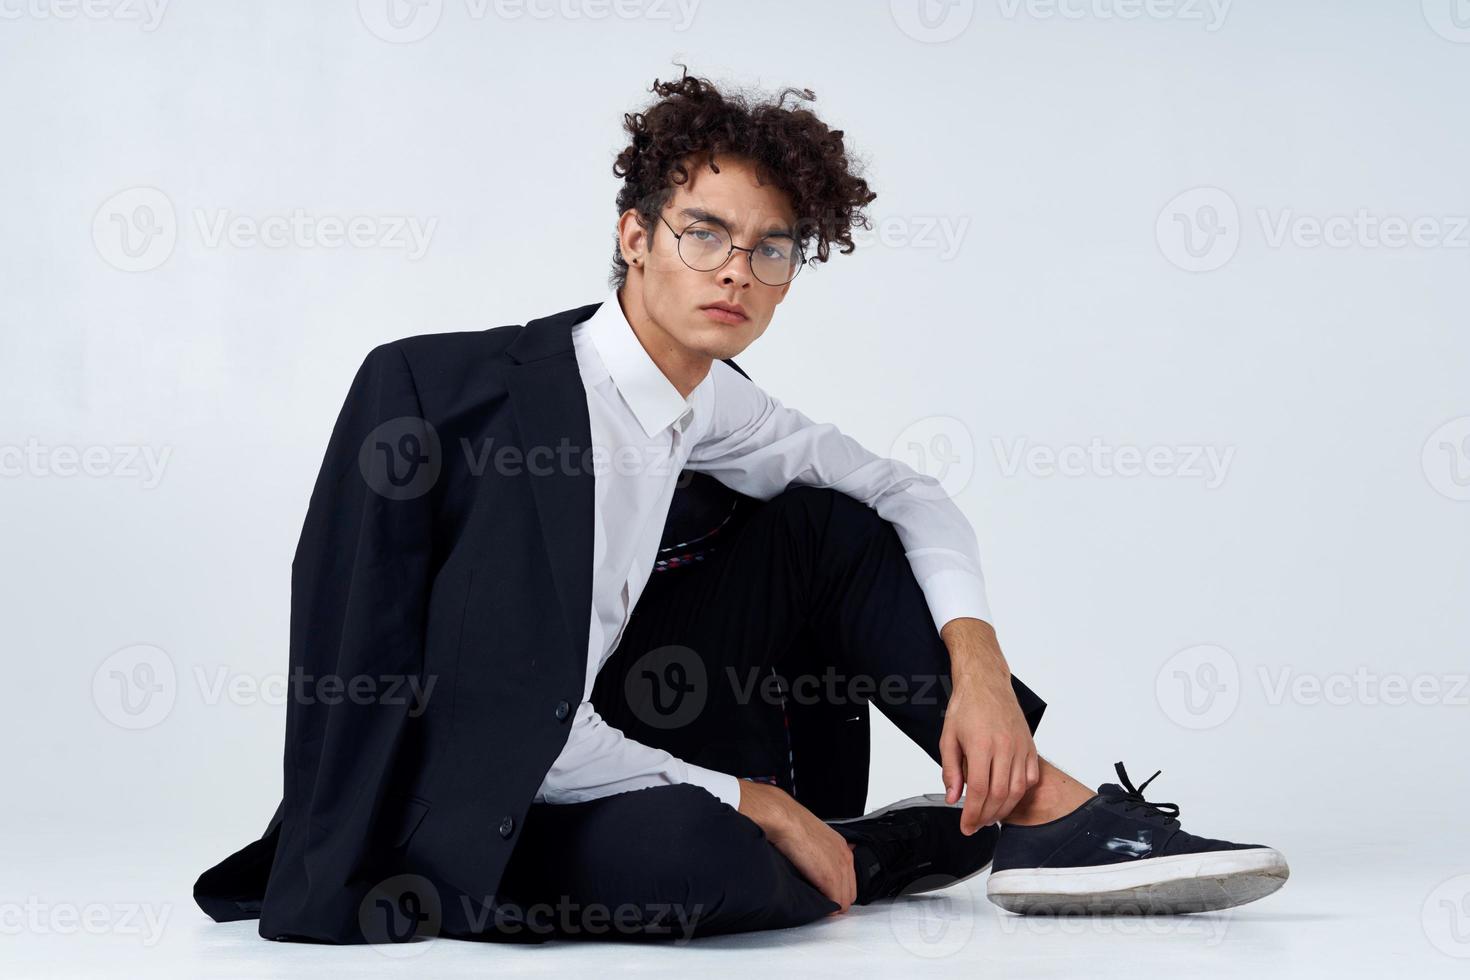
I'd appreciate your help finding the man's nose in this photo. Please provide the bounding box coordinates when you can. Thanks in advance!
[716,251,755,288]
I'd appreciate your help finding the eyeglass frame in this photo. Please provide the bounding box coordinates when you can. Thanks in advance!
[655,213,807,286]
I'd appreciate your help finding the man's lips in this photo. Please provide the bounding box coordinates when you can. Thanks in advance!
[700,303,747,325]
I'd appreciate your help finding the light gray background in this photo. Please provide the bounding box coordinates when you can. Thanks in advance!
[2,1,1467,976]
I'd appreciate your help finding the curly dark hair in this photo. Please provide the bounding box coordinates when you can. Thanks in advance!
[608,65,878,290]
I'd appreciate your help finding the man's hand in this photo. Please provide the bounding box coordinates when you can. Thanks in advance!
[938,617,1040,835]
[737,780,856,913]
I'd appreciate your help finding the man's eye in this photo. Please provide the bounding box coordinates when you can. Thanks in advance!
[759,241,790,259]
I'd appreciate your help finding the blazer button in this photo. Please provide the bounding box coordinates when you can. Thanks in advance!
[498,816,515,839]
[554,699,571,721]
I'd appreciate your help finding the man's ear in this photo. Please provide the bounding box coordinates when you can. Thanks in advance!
[618,208,650,267]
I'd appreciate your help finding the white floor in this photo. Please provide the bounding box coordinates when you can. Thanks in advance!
[6,830,1465,979]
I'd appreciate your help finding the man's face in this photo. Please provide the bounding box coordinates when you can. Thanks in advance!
[620,154,799,363]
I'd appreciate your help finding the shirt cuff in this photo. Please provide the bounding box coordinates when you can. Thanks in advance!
[683,762,743,810]
[919,567,992,633]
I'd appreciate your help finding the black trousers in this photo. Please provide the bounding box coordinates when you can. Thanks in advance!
[490,485,1046,943]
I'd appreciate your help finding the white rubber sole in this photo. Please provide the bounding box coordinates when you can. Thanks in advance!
[829,794,997,896]
[986,846,1289,914]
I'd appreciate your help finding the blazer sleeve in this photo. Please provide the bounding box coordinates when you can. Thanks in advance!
[259,341,439,942]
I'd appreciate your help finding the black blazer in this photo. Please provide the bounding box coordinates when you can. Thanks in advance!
[192,300,872,943]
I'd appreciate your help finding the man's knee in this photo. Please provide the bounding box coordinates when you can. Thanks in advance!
[635,785,771,896]
[623,784,834,937]
[766,485,888,540]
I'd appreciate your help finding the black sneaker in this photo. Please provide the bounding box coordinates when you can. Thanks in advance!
[986,762,1289,915]
[827,793,1001,904]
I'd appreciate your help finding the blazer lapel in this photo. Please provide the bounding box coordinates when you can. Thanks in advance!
[506,302,601,668]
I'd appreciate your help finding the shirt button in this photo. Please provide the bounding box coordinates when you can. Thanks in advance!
[498,816,515,839]
[554,700,571,721]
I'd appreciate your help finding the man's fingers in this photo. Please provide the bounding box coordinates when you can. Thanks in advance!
[824,869,849,913]
[828,830,856,912]
[939,733,964,805]
[997,746,1040,823]
[847,863,857,909]
[979,749,1012,826]
[959,745,990,835]
[997,752,1032,823]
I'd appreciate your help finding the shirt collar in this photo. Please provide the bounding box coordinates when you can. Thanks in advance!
[582,288,701,440]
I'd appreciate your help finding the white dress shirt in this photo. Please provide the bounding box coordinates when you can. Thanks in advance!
[531,288,991,811]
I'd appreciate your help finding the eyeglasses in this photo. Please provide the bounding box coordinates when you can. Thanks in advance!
[657,214,806,286]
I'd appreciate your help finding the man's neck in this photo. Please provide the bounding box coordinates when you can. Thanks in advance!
[616,285,712,401]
